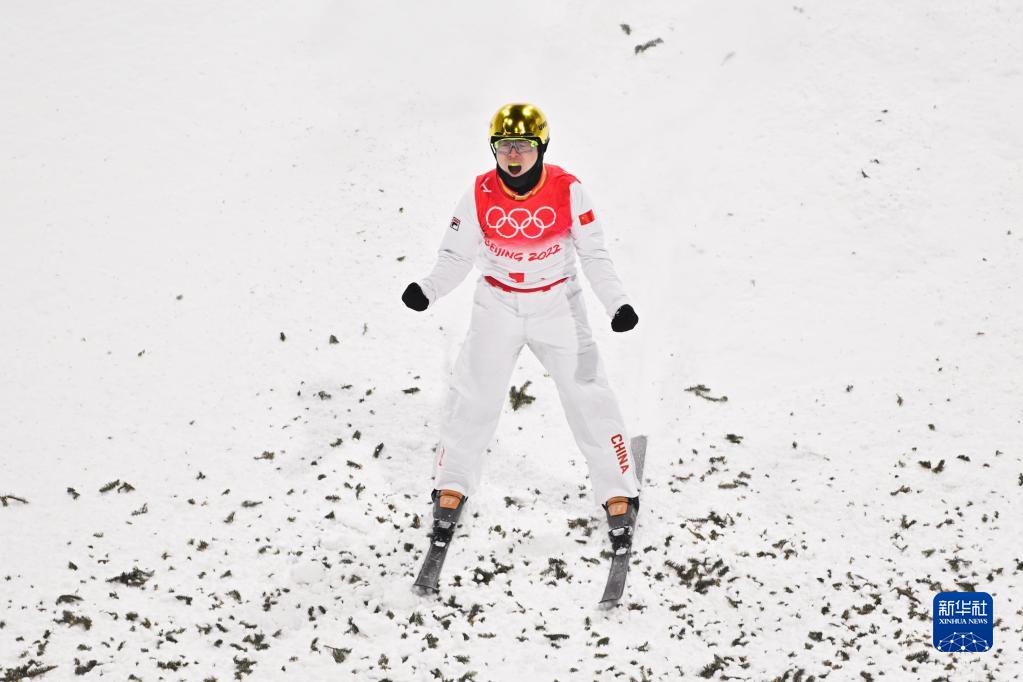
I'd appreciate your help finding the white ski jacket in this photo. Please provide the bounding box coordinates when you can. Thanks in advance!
[418,164,630,317]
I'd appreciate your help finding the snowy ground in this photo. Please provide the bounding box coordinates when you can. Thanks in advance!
[2,1,1022,680]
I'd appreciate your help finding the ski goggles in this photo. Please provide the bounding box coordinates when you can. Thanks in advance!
[492,138,539,154]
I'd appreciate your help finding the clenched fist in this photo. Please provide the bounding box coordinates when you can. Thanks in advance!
[402,282,429,311]
[611,304,638,332]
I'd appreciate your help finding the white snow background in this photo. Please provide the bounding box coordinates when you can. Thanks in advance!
[2,1,1022,680]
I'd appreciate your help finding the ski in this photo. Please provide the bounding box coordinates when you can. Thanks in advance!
[412,492,465,593]
[598,434,647,607]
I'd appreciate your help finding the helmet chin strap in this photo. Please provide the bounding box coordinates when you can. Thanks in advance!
[495,142,547,195]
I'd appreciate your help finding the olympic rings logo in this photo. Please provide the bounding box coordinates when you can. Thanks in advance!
[485,206,557,239]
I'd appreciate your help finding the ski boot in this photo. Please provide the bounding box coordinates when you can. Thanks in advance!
[603,496,640,555]
[429,489,466,548]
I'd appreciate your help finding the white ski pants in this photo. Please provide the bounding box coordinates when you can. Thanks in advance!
[433,275,641,507]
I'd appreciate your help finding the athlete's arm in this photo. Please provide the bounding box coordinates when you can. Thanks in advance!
[569,182,631,317]
[418,187,483,304]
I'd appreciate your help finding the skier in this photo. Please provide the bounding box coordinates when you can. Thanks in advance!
[403,103,641,574]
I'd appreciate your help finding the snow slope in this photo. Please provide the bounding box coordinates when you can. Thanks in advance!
[2,1,1022,680]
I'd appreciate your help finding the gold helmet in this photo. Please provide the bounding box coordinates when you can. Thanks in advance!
[488,103,549,145]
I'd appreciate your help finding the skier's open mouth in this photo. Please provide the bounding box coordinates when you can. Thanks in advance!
[508,163,522,175]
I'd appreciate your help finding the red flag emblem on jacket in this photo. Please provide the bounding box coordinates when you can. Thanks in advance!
[579,210,596,226]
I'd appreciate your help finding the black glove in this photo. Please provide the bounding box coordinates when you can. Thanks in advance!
[402,282,430,311]
[611,304,638,332]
